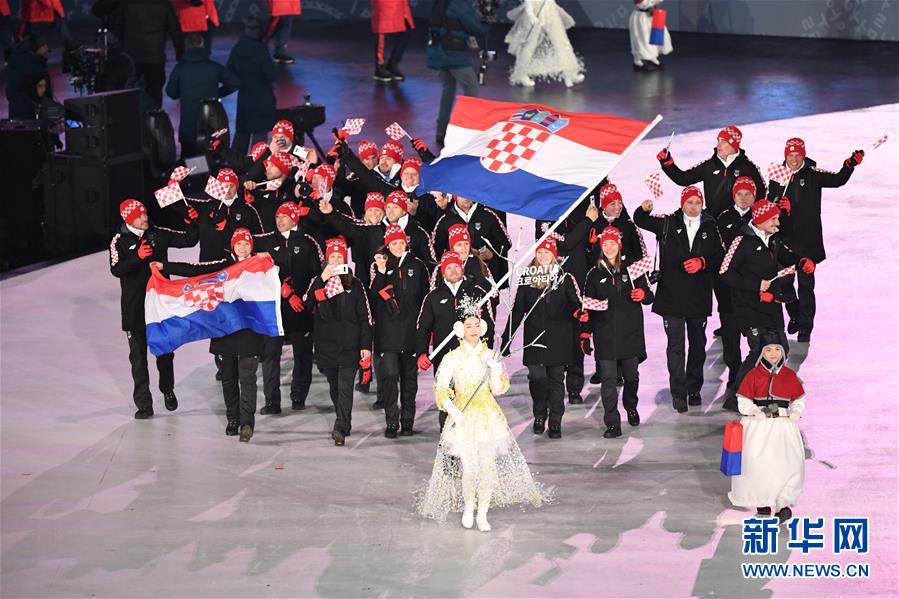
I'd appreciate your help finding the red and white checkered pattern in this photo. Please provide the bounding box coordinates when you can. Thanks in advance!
[294,160,309,181]
[205,176,230,201]
[719,237,743,275]
[183,284,225,312]
[343,118,366,135]
[385,122,408,141]
[155,182,184,208]
[540,221,565,242]
[210,128,228,139]
[871,134,888,150]
[480,122,549,174]
[119,199,145,223]
[627,255,654,282]
[324,276,345,298]
[767,162,792,187]
[773,265,797,280]
[582,296,609,312]
[644,172,663,198]
[752,200,779,224]
[265,178,284,191]
[250,142,268,161]
[169,166,195,183]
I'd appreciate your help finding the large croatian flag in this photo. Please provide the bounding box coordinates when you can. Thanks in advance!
[145,256,283,356]
[421,97,655,220]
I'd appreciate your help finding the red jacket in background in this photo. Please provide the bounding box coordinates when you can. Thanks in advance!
[268,0,301,17]
[20,0,65,23]
[174,0,220,33]
[371,0,413,34]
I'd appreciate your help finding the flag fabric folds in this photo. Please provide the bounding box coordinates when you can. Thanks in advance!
[420,97,652,221]
[145,256,283,356]
[720,420,743,476]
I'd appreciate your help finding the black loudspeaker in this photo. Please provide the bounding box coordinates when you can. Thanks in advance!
[65,123,143,158]
[43,152,144,256]
[145,109,177,168]
[194,98,230,157]
[275,97,326,134]
[64,88,141,127]
[0,121,47,261]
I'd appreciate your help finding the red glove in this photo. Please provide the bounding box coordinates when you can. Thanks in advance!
[417,354,432,371]
[243,190,254,204]
[683,257,706,274]
[281,278,294,298]
[588,227,598,245]
[137,240,153,260]
[630,288,646,302]
[846,149,864,167]
[288,294,304,313]
[412,138,429,153]
[573,308,589,323]
[327,142,341,158]
[378,284,400,314]
[209,138,222,152]
[799,257,815,274]
[759,291,775,303]
[314,288,327,302]
[185,206,199,221]
[359,355,372,385]
[579,332,593,356]
[657,148,673,166]
[778,197,791,215]
[334,128,349,142]
[215,219,227,231]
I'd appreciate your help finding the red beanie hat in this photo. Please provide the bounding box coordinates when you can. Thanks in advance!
[325,237,348,261]
[401,157,422,175]
[440,251,464,274]
[119,199,147,226]
[732,176,757,200]
[537,236,558,257]
[599,183,623,210]
[313,163,336,189]
[383,224,407,246]
[448,223,470,248]
[718,125,742,151]
[217,168,238,186]
[784,137,806,159]
[599,226,622,249]
[751,199,780,226]
[272,120,294,144]
[381,140,404,163]
[386,190,408,212]
[249,141,269,161]
[276,201,301,224]
[266,151,292,176]
[680,185,704,208]
[231,227,253,250]
[358,140,378,161]
[364,192,386,212]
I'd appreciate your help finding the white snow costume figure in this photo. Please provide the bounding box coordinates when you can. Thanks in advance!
[629,0,673,69]
[728,340,807,515]
[416,308,551,531]
[505,0,585,87]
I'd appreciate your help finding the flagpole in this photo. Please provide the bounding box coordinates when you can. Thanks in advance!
[428,113,664,360]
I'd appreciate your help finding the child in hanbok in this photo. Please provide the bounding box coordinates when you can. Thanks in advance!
[629,0,673,71]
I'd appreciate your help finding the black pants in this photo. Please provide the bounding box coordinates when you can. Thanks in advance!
[134,63,166,110]
[126,329,174,410]
[375,29,410,68]
[734,327,789,392]
[662,315,707,405]
[599,357,639,428]
[565,329,585,396]
[323,366,357,435]
[528,365,565,427]
[261,333,314,407]
[785,270,816,332]
[220,355,258,428]
[379,351,418,428]
[720,311,742,389]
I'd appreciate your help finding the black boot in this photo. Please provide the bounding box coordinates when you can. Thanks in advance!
[386,64,405,81]
[673,396,688,413]
[385,423,399,439]
[239,424,253,442]
[291,400,306,411]
[688,392,702,406]
[225,419,239,436]
[568,393,583,405]
[134,407,154,420]
[626,409,640,426]
[373,64,393,82]
[721,389,739,412]
[533,417,546,435]
[547,424,562,439]
[775,506,793,524]
[400,423,414,437]
[332,429,346,446]
[712,327,723,337]
[372,399,385,410]
[787,320,799,334]
[603,426,622,439]
[260,403,282,415]
[589,372,602,385]
[273,52,295,64]
[756,507,772,516]
[164,391,178,411]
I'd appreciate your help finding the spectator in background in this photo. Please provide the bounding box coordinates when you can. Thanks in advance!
[174,0,219,50]
[5,33,49,119]
[165,33,239,158]
[92,0,184,110]
[264,0,300,64]
[228,17,277,155]
[371,0,413,82]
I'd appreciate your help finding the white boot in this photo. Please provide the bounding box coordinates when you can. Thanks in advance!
[476,493,492,532]
[510,75,535,87]
[462,499,475,529]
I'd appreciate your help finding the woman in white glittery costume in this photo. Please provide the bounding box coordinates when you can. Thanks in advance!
[505,0,585,87]
[416,300,551,531]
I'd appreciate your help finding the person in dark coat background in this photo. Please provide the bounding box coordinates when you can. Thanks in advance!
[633,186,724,413]
[503,237,583,439]
[5,34,49,119]
[766,137,863,342]
[165,33,239,158]
[584,226,654,439]
[227,17,278,155]
[92,0,185,110]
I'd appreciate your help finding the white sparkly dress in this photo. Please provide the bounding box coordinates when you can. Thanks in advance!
[505,0,585,86]
[416,340,552,522]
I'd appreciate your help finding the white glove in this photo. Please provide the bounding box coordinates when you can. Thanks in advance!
[788,412,801,421]
[444,400,464,425]
[486,350,503,372]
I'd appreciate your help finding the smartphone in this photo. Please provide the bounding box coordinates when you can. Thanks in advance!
[332,264,350,275]
[291,144,308,161]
